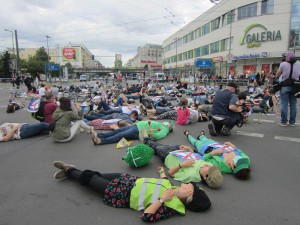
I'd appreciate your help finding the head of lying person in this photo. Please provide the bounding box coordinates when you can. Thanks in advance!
[231,157,251,180]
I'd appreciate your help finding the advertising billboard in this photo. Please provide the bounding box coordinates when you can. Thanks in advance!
[62,47,79,62]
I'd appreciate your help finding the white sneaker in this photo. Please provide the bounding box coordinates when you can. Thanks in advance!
[279,123,287,127]
[288,123,295,127]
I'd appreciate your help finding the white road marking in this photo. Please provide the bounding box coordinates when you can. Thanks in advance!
[253,119,275,123]
[236,131,264,138]
[274,136,300,143]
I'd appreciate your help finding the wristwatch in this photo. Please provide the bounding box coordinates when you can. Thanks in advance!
[158,198,164,204]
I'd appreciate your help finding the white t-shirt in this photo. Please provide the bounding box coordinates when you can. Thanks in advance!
[188,109,199,123]
[38,87,46,96]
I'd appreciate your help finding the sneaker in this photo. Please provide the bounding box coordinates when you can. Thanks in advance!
[53,161,74,171]
[54,170,67,179]
[208,124,217,136]
[279,123,287,127]
[220,127,231,136]
[288,123,295,127]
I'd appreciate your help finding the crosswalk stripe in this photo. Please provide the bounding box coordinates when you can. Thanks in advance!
[274,136,300,143]
[253,119,275,123]
[236,131,264,138]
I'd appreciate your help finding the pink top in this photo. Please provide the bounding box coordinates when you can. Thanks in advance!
[176,107,190,125]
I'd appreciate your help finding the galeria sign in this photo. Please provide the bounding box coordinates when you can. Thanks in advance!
[240,24,281,48]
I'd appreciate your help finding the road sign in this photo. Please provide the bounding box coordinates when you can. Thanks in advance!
[194,59,212,67]
[45,64,60,71]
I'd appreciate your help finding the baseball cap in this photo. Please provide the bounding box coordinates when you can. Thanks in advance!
[226,82,238,90]
[206,166,223,189]
[185,183,211,212]
[286,52,296,62]
[233,158,250,174]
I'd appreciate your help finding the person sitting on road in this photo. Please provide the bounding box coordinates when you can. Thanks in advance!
[176,98,191,125]
[53,161,211,222]
[51,97,93,143]
[184,130,251,180]
[143,137,223,189]
[0,122,49,142]
[208,82,243,136]
[91,120,173,145]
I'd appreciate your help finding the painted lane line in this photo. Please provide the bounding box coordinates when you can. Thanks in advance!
[274,136,300,143]
[236,131,264,138]
[253,119,275,123]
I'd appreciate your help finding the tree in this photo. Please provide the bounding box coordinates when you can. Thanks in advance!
[36,47,49,62]
[0,51,11,78]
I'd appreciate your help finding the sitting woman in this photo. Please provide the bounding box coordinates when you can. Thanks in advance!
[6,101,25,113]
[0,122,49,142]
[51,97,93,143]
[53,161,211,222]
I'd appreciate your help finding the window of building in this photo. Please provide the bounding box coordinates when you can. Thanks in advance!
[210,41,220,54]
[222,10,235,26]
[148,53,150,56]
[238,3,257,21]
[289,0,300,48]
[183,35,188,44]
[261,0,274,15]
[202,23,210,35]
[188,50,194,59]
[159,54,162,57]
[183,52,187,60]
[200,45,209,56]
[195,47,200,57]
[211,17,220,31]
[195,28,201,39]
[187,32,194,42]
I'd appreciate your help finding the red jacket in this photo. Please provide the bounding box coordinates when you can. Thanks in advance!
[43,100,58,124]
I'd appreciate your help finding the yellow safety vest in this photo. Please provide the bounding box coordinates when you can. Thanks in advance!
[130,178,185,215]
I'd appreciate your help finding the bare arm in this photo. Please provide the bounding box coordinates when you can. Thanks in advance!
[1,125,20,142]
[168,159,194,177]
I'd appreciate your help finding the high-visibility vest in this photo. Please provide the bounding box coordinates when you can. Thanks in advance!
[130,178,185,215]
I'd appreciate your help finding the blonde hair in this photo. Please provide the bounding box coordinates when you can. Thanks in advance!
[185,195,193,205]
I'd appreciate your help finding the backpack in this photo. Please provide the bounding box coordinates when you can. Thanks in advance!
[31,101,49,121]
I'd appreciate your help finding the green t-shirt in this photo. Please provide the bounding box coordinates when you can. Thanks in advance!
[164,154,213,183]
[136,121,169,140]
[202,149,250,174]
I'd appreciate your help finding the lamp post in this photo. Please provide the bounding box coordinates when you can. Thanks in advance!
[173,38,178,80]
[226,13,235,77]
[46,35,51,81]
[4,29,15,56]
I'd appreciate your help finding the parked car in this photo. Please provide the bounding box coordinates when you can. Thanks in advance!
[79,74,90,82]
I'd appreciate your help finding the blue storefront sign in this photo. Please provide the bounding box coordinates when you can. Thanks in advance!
[194,59,212,68]
[45,64,60,71]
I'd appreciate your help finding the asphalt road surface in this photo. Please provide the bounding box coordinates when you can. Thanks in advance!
[0,83,300,225]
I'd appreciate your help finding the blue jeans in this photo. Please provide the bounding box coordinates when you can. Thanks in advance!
[192,96,206,105]
[100,108,122,115]
[20,122,49,139]
[97,125,139,145]
[280,86,297,124]
[115,97,124,107]
[97,101,111,111]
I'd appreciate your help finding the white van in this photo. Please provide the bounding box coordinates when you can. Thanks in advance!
[79,74,90,82]
[154,72,166,82]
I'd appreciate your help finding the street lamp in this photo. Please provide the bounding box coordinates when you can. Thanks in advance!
[173,38,178,78]
[226,13,235,77]
[4,29,15,56]
[46,35,51,81]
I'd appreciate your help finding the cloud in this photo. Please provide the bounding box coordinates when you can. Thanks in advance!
[0,0,214,67]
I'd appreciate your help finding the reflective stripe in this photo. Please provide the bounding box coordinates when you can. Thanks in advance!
[151,179,162,203]
[138,178,149,210]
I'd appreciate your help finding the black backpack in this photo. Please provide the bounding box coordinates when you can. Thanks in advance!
[31,101,48,121]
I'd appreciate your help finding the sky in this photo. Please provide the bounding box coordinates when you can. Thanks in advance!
[0,0,215,67]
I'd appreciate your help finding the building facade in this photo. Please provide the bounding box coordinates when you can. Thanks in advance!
[129,44,163,70]
[163,0,300,77]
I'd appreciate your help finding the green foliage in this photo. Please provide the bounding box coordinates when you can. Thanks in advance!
[36,47,49,62]
[0,51,12,78]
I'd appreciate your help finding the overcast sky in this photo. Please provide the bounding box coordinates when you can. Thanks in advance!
[0,0,215,67]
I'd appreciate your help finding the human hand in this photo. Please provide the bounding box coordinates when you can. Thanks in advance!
[158,167,165,174]
[212,148,223,155]
[181,159,195,167]
[180,145,193,152]
[161,189,176,202]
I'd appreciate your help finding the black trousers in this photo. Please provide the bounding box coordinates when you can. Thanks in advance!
[67,168,121,197]
[212,115,242,131]
[143,138,180,163]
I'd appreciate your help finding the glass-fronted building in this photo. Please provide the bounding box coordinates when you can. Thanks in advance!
[163,0,300,77]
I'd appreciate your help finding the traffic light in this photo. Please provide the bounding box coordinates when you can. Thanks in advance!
[73,54,76,60]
